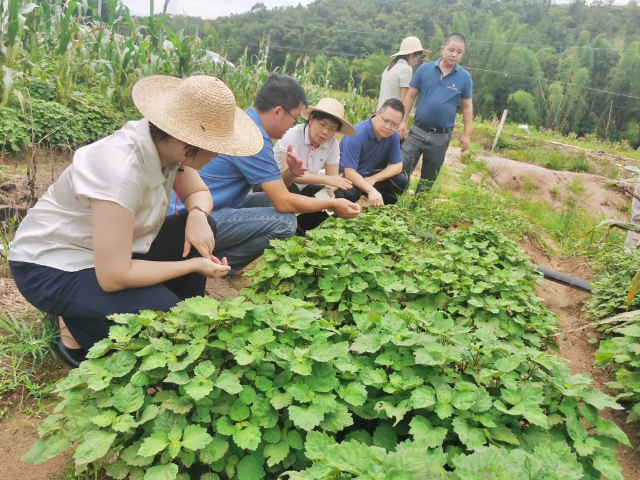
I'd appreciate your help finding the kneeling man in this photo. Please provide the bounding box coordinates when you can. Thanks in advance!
[339,98,409,206]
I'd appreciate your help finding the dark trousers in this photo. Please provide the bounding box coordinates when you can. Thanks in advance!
[289,184,333,232]
[10,214,215,350]
[402,126,452,194]
[342,162,409,205]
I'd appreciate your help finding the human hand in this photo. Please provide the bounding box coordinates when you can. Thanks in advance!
[459,133,470,152]
[184,209,214,258]
[325,175,352,190]
[364,176,377,186]
[286,145,307,177]
[324,187,335,198]
[366,189,384,207]
[332,199,361,219]
[398,121,409,140]
[192,256,231,278]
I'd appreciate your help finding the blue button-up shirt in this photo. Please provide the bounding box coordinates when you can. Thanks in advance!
[171,107,281,213]
[339,116,403,177]
[410,59,473,129]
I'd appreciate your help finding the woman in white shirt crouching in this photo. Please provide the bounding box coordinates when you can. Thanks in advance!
[8,75,263,367]
[273,98,355,232]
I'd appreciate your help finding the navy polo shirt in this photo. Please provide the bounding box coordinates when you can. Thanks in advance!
[339,116,403,177]
[410,59,473,129]
[171,107,282,212]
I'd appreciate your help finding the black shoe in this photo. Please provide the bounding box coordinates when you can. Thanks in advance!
[46,314,86,368]
[55,337,86,368]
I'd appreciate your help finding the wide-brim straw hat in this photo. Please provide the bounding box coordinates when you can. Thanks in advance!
[301,98,356,136]
[391,36,432,57]
[132,75,262,156]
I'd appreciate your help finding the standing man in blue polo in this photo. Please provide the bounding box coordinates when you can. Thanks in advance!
[399,33,473,194]
[339,98,409,206]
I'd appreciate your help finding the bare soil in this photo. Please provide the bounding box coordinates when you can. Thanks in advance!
[1,147,640,477]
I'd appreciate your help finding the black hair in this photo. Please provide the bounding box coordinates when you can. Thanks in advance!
[444,33,467,49]
[253,73,308,113]
[149,122,199,158]
[387,51,423,70]
[307,111,342,132]
[379,98,405,118]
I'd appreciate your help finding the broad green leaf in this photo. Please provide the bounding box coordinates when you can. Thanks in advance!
[486,425,520,445]
[106,350,138,377]
[194,361,216,378]
[307,363,338,392]
[113,383,144,413]
[373,423,397,450]
[198,437,229,464]
[452,417,486,451]
[320,404,354,432]
[21,435,71,465]
[181,425,213,451]
[143,463,178,480]
[233,424,262,451]
[74,430,117,466]
[305,431,335,461]
[287,430,304,450]
[288,404,326,431]
[270,391,293,410]
[184,377,214,401]
[264,441,290,467]
[237,452,266,480]
[582,388,623,410]
[350,334,382,353]
[91,410,118,427]
[409,385,436,409]
[337,382,367,406]
[230,399,251,421]
[214,371,243,395]
[248,328,276,346]
[138,434,170,457]
[409,416,447,448]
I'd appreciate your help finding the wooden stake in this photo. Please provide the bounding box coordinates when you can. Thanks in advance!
[491,109,508,152]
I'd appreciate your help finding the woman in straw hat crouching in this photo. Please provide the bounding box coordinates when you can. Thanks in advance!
[8,75,263,367]
[377,36,431,110]
[273,98,356,232]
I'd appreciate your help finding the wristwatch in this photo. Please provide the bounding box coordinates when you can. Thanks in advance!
[188,205,210,216]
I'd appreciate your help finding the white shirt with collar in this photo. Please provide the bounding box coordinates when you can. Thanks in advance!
[273,123,340,190]
[9,119,179,271]
[377,58,413,110]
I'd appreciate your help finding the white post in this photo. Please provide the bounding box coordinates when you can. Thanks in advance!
[491,109,509,152]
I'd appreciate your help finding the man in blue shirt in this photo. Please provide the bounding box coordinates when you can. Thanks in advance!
[340,98,409,206]
[399,33,473,195]
[176,74,361,297]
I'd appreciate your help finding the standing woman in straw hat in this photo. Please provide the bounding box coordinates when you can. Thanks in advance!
[377,36,430,110]
[8,75,262,367]
[273,97,356,232]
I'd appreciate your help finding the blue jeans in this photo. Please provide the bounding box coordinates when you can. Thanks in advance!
[211,193,297,274]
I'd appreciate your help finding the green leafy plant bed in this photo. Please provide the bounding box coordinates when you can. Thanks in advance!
[22,213,629,479]
[585,250,640,424]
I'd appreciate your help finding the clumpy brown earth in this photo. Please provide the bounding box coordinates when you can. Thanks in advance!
[1,147,640,477]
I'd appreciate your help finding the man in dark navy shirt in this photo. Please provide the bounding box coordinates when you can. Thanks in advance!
[339,98,409,206]
[399,33,473,195]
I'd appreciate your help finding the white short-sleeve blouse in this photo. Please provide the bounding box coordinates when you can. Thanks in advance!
[273,123,340,190]
[9,119,179,271]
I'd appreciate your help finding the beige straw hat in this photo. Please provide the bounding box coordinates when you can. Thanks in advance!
[301,98,356,136]
[391,36,432,57]
[132,75,262,156]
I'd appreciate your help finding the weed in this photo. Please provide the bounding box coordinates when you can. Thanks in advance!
[522,176,536,197]
[567,154,591,173]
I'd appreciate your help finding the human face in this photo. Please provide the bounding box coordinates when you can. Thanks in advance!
[440,40,465,69]
[308,116,339,147]
[373,107,403,139]
[273,103,304,139]
[408,51,424,67]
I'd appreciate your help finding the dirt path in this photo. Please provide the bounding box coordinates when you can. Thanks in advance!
[0,413,72,478]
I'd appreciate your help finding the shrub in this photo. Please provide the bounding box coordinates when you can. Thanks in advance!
[496,135,520,151]
[0,106,32,152]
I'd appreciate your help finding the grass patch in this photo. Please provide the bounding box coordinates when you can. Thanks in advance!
[0,312,58,418]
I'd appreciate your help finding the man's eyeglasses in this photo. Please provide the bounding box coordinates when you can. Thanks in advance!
[281,106,299,124]
[378,115,401,130]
